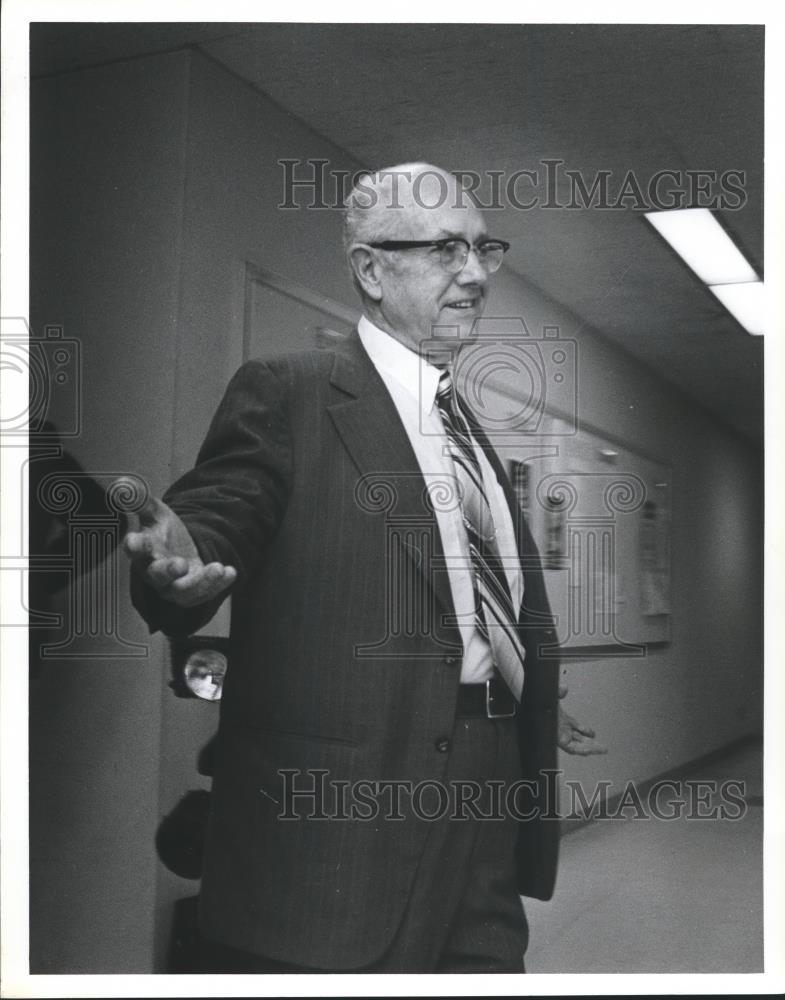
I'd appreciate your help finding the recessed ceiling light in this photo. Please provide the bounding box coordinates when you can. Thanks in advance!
[709,281,764,336]
[644,208,758,286]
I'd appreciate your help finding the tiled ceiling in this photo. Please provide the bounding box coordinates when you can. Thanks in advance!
[32,22,764,441]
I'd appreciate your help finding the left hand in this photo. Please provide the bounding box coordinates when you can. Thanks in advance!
[557,683,608,756]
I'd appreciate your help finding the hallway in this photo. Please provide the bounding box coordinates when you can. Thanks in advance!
[17,23,766,982]
[526,741,763,973]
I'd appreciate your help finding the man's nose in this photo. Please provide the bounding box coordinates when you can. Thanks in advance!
[458,246,489,284]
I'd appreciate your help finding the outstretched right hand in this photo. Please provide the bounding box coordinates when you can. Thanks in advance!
[118,479,237,607]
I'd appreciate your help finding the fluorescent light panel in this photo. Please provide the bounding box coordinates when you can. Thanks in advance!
[709,281,764,336]
[644,208,757,286]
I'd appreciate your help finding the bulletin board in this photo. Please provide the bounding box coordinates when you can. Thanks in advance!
[509,416,671,658]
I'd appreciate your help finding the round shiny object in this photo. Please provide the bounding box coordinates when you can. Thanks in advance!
[183,648,227,701]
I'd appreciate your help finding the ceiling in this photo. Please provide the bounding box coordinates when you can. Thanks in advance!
[31,22,764,441]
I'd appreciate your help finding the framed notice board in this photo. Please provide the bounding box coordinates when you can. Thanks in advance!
[509,417,671,658]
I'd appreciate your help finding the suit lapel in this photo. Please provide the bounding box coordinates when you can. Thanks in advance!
[326,331,456,626]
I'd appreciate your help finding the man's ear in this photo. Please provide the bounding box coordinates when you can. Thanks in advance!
[348,245,383,302]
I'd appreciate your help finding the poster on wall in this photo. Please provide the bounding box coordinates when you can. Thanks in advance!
[510,421,671,657]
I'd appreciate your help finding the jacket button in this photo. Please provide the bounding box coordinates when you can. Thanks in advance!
[435,736,451,753]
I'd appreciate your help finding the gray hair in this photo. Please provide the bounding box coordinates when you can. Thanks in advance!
[342,162,468,253]
[342,162,471,297]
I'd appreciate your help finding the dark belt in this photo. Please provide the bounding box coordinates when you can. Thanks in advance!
[456,675,517,719]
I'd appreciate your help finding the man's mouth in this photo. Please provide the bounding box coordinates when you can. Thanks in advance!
[444,298,479,310]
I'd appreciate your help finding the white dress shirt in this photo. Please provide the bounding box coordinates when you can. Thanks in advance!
[358,316,524,684]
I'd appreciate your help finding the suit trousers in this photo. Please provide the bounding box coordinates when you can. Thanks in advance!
[201,711,528,974]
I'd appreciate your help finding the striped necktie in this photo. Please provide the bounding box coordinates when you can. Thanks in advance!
[435,370,526,702]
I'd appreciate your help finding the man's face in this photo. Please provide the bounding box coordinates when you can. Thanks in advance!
[374,195,492,350]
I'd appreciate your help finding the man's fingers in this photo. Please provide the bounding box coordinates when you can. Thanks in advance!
[166,562,237,606]
[558,706,597,739]
[119,487,201,570]
[560,735,609,756]
[566,728,599,745]
[573,721,596,738]
[123,530,153,561]
[557,705,607,755]
[123,531,186,577]
[570,740,608,756]
[146,556,191,589]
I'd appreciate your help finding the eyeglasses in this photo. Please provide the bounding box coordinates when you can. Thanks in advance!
[367,237,510,274]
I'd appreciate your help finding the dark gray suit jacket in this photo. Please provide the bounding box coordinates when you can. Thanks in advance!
[136,331,560,969]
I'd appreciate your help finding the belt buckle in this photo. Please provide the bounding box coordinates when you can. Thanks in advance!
[486,679,516,719]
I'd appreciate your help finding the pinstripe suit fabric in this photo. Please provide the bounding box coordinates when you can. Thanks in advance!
[133,330,560,970]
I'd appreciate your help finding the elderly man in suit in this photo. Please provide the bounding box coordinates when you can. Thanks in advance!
[124,162,603,973]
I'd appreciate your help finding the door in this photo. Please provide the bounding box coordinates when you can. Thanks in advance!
[154,262,358,970]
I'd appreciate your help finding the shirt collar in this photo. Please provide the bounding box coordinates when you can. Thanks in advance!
[358,315,442,413]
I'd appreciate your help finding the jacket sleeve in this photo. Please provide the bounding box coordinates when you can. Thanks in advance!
[132,358,293,636]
